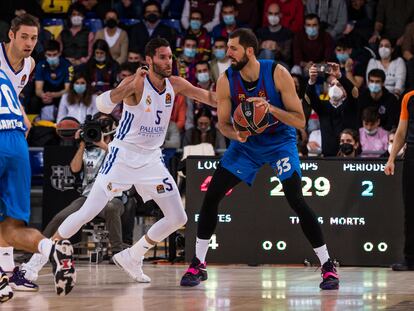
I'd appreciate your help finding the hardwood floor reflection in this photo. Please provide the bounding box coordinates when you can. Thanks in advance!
[2,263,414,310]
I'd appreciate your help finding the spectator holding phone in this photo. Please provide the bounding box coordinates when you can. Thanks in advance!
[305,62,359,156]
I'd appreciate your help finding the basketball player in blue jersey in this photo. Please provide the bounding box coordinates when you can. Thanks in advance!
[181,28,339,290]
[0,15,76,302]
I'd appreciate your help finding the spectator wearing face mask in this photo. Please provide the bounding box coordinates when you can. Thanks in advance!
[357,69,400,131]
[211,0,247,40]
[34,40,73,121]
[256,3,293,65]
[305,63,359,156]
[177,10,211,62]
[180,0,222,32]
[57,72,97,123]
[305,0,348,40]
[261,0,304,33]
[366,37,406,98]
[174,35,198,85]
[209,37,231,82]
[381,128,405,158]
[337,128,361,157]
[58,3,94,66]
[128,0,177,56]
[185,61,217,130]
[183,108,226,149]
[359,106,388,157]
[85,39,120,94]
[292,13,334,76]
[94,10,129,64]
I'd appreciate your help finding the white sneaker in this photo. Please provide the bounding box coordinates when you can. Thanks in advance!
[21,253,49,282]
[113,250,151,283]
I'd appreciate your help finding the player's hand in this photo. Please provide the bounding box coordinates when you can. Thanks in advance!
[236,130,250,143]
[246,97,270,113]
[384,161,395,176]
[135,66,149,80]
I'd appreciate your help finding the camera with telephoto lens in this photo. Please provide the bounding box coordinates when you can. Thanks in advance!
[80,115,102,143]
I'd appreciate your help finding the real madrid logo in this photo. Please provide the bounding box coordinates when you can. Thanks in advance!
[145,95,151,112]
[165,93,172,106]
[20,74,27,86]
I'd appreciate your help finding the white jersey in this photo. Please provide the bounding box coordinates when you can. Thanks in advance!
[0,42,32,96]
[112,76,175,150]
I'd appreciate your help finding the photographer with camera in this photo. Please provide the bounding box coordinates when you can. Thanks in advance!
[305,62,359,156]
[21,112,126,284]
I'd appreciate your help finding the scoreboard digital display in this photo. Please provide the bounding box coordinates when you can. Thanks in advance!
[185,157,404,266]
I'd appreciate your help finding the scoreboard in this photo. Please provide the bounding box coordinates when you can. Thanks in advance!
[185,157,404,266]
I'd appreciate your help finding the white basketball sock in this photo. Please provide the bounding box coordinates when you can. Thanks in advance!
[0,247,14,272]
[38,238,53,258]
[128,236,154,260]
[195,238,210,263]
[314,244,330,265]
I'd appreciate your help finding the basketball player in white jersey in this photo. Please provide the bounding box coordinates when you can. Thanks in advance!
[22,37,217,283]
[0,14,76,301]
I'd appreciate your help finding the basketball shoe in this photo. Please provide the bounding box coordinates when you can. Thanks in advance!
[21,253,49,282]
[49,240,76,296]
[9,267,39,291]
[112,249,151,283]
[0,268,13,303]
[180,256,208,287]
[319,259,339,290]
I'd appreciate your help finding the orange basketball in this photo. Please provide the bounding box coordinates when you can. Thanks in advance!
[56,118,80,139]
[233,99,269,135]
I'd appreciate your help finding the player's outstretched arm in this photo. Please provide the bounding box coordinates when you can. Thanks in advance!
[268,64,306,129]
[216,74,248,142]
[170,76,217,108]
[96,67,148,112]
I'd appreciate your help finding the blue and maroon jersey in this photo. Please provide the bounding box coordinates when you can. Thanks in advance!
[226,59,296,155]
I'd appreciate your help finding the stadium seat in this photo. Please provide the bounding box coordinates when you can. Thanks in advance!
[41,0,72,14]
[162,19,182,34]
[84,18,103,33]
[120,18,140,27]
[42,18,64,39]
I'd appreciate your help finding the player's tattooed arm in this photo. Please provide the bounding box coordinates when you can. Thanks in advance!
[271,64,306,129]
[216,74,248,142]
[170,76,217,107]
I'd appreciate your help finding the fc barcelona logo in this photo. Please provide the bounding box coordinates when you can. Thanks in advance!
[258,90,266,98]
[20,74,27,86]
[238,94,246,101]
[165,93,172,106]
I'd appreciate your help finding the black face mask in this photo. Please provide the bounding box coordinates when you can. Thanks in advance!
[340,143,354,155]
[145,13,159,23]
[106,18,118,29]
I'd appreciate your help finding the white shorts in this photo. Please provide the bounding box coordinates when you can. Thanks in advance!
[97,140,179,202]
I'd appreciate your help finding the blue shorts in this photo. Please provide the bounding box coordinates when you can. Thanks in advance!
[0,130,31,224]
[220,140,301,186]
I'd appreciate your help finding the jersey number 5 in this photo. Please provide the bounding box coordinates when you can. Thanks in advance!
[0,84,21,116]
[155,110,162,125]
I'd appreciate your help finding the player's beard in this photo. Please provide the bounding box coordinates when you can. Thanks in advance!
[231,52,249,71]
[153,63,172,78]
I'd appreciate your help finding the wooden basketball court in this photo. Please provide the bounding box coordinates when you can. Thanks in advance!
[2,263,413,310]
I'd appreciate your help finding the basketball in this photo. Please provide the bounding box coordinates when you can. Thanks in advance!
[233,99,269,135]
[56,118,80,139]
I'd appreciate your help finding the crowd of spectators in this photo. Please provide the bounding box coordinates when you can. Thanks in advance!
[5,0,414,159]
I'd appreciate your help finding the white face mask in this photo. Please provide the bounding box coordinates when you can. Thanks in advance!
[379,47,391,59]
[268,15,280,26]
[388,143,404,156]
[71,15,84,26]
[328,85,344,107]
